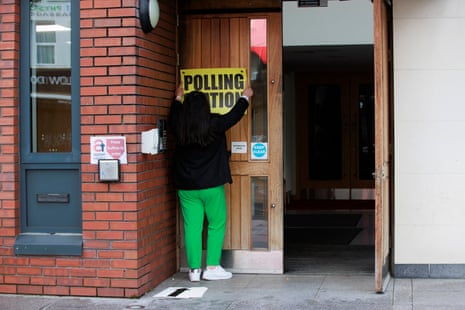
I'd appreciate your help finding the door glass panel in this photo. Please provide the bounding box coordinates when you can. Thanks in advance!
[30,1,72,153]
[250,19,268,157]
[358,84,375,180]
[251,176,268,249]
[308,84,342,180]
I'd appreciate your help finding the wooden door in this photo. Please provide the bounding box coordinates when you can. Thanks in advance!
[374,0,392,293]
[179,13,283,273]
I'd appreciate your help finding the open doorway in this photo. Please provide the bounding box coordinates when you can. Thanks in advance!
[282,0,375,275]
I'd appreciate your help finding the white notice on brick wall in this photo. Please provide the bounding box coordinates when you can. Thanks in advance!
[90,136,127,164]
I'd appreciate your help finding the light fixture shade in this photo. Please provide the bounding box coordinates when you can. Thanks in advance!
[149,0,160,28]
[140,0,160,33]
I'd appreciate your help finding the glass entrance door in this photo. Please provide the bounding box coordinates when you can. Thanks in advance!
[296,75,375,201]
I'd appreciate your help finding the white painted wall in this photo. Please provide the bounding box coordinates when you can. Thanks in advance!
[283,0,373,46]
[394,0,465,263]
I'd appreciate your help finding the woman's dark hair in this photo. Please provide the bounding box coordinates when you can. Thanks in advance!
[175,91,215,146]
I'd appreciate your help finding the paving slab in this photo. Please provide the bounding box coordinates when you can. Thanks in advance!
[1,274,465,309]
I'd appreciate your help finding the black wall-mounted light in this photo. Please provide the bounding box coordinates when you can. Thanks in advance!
[298,0,353,7]
[140,0,160,33]
[298,0,327,7]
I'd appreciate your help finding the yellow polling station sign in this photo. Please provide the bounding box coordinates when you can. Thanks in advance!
[180,68,247,114]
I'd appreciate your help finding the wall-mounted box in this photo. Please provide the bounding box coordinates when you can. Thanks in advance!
[98,159,120,182]
[141,128,159,154]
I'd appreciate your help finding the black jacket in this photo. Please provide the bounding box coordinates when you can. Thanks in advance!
[170,97,249,190]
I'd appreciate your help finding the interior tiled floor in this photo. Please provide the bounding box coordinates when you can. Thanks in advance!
[284,210,375,275]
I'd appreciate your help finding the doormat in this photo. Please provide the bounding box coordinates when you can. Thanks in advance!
[153,287,208,299]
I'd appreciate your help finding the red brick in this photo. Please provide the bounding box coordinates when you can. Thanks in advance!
[111,259,138,269]
[30,276,56,286]
[70,287,97,297]
[95,192,124,201]
[83,221,109,230]
[57,278,83,287]
[94,18,122,28]
[30,257,56,267]
[82,259,111,268]
[5,275,29,285]
[55,259,83,268]
[95,231,123,240]
[94,115,122,124]
[94,76,122,86]
[97,269,124,278]
[83,278,110,287]
[94,95,123,105]
[95,211,123,221]
[94,0,121,9]
[17,285,43,295]
[17,267,42,275]
[97,250,124,259]
[109,221,137,230]
[94,56,122,66]
[81,67,107,76]
[80,28,107,39]
[124,251,138,260]
[81,8,107,19]
[0,284,17,294]
[83,240,110,249]
[111,241,137,250]
[110,278,139,289]
[108,8,136,18]
[44,286,70,296]
[98,287,125,297]
[81,86,108,96]
[109,46,136,56]
[43,268,70,277]
[69,268,97,277]
[124,288,143,298]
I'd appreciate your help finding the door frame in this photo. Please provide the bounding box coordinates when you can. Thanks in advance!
[373,0,393,293]
[177,0,395,288]
[177,11,284,273]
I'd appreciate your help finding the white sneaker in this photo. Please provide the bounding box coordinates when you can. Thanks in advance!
[202,266,232,280]
[188,268,201,282]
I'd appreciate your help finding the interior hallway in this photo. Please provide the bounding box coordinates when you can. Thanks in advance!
[285,207,375,275]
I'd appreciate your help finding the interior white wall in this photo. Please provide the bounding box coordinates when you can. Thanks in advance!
[283,0,373,46]
[283,72,296,196]
[394,0,465,263]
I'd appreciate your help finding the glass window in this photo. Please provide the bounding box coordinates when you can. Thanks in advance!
[251,176,268,249]
[35,20,56,64]
[30,0,72,152]
[250,19,268,159]
[308,84,343,180]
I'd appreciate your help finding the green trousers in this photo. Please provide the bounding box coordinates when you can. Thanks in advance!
[178,185,227,269]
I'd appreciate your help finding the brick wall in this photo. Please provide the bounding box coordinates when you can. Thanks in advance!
[0,0,178,297]
[0,0,21,295]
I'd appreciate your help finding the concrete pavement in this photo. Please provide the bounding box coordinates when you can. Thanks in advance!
[1,273,465,309]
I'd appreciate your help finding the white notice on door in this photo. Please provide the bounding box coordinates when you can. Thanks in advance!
[231,141,247,154]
